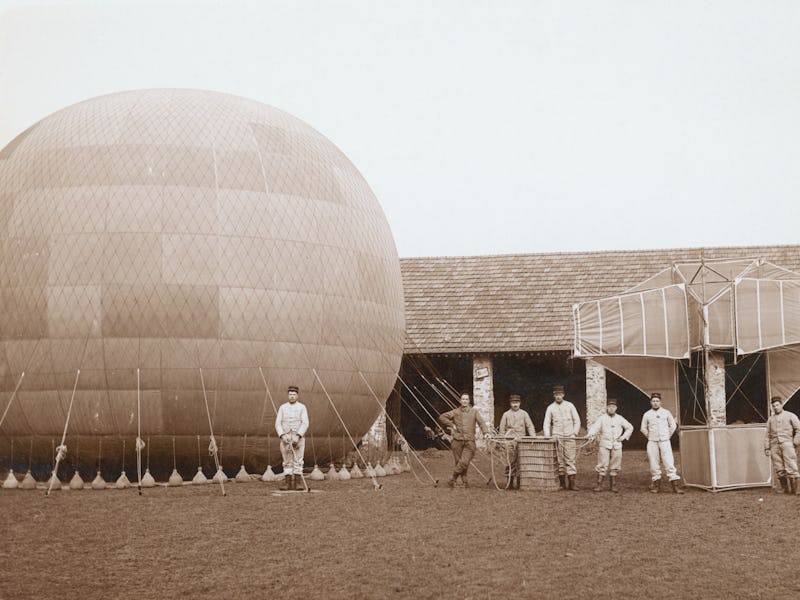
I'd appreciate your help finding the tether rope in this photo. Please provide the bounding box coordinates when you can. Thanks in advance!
[0,371,25,432]
[46,370,81,496]
[358,371,437,485]
[313,369,381,490]
[135,368,144,495]
[199,368,225,496]
[487,437,515,490]
[196,435,202,469]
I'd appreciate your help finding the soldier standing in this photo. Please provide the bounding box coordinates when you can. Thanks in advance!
[275,385,309,491]
[587,398,633,493]
[764,396,800,495]
[640,392,684,494]
[439,390,491,488]
[543,385,581,490]
[498,393,536,489]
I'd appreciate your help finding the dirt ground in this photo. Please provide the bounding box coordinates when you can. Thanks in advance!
[1,448,799,600]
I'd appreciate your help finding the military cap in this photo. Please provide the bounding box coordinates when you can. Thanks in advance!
[287,385,299,393]
[509,394,522,403]
[606,397,618,406]
[552,385,565,394]
[770,396,783,404]
[650,392,661,400]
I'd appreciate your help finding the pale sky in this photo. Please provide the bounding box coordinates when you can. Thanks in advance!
[1,0,798,258]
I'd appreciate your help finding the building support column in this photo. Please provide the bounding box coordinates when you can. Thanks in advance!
[472,356,494,448]
[585,359,607,430]
[705,351,726,426]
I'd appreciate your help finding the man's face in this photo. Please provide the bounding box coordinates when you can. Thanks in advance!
[288,391,298,403]
[606,404,617,416]
[554,392,564,404]
[459,394,471,407]
[650,397,661,410]
[772,401,783,414]
[510,401,521,412]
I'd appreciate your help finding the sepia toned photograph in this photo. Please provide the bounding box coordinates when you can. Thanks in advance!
[1,2,799,599]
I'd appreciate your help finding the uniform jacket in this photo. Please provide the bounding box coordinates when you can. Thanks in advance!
[276,401,309,437]
[588,413,633,450]
[499,409,535,437]
[439,406,489,441]
[764,409,800,449]
[640,408,676,442]
[543,401,581,437]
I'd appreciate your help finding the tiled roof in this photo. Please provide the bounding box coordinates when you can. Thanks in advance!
[401,245,800,354]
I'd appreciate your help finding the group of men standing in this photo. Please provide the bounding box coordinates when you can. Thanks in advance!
[439,385,687,493]
[272,382,800,497]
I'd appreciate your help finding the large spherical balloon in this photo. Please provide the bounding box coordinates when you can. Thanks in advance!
[0,89,404,476]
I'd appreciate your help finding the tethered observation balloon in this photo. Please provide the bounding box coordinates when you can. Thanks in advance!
[0,89,404,477]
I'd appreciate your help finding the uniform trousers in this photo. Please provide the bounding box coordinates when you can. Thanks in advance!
[647,440,679,481]
[280,438,305,475]
[451,439,477,475]
[555,437,577,475]
[595,446,622,477]
[770,440,799,478]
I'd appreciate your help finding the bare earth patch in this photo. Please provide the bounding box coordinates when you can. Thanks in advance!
[2,449,799,600]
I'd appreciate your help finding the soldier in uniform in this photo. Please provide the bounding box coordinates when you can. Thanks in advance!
[543,384,581,490]
[764,396,800,495]
[640,392,684,494]
[587,397,633,493]
[498,393,536,489]
[439,390,491,488]
[275,385,309,491]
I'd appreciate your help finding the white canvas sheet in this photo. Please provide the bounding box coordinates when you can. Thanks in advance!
[594,356,678,419]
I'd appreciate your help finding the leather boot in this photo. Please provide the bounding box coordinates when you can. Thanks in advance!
[567,475,579,491]
[593,475,604,492]
[650,478,660,493]
[778,476,789,493]
[671,479,685,494]
[609,476,619,493]
[791,477,798,495]
[558,474,566,490]
[281,474,293,491]
[447,473,458,488]
[462,475,469,488]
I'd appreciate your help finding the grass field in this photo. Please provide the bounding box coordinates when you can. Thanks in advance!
[1,448,799,600]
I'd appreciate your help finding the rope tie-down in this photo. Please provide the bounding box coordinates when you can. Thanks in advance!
[46,370,81,497]
[199,368,225,496]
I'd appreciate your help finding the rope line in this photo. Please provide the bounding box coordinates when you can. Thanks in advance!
[199,368,226,497]
[46,370,81,496]
[358,371,437,486]
[313,369,381,490]
[0,371,25,432]
[135,368,143,495]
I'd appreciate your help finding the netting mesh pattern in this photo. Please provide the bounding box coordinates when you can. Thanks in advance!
[0,89,404,451]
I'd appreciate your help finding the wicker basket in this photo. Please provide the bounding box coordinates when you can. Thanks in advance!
[517,438,560,492]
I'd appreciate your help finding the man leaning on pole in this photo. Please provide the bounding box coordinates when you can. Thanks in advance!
[439,390,492,488]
